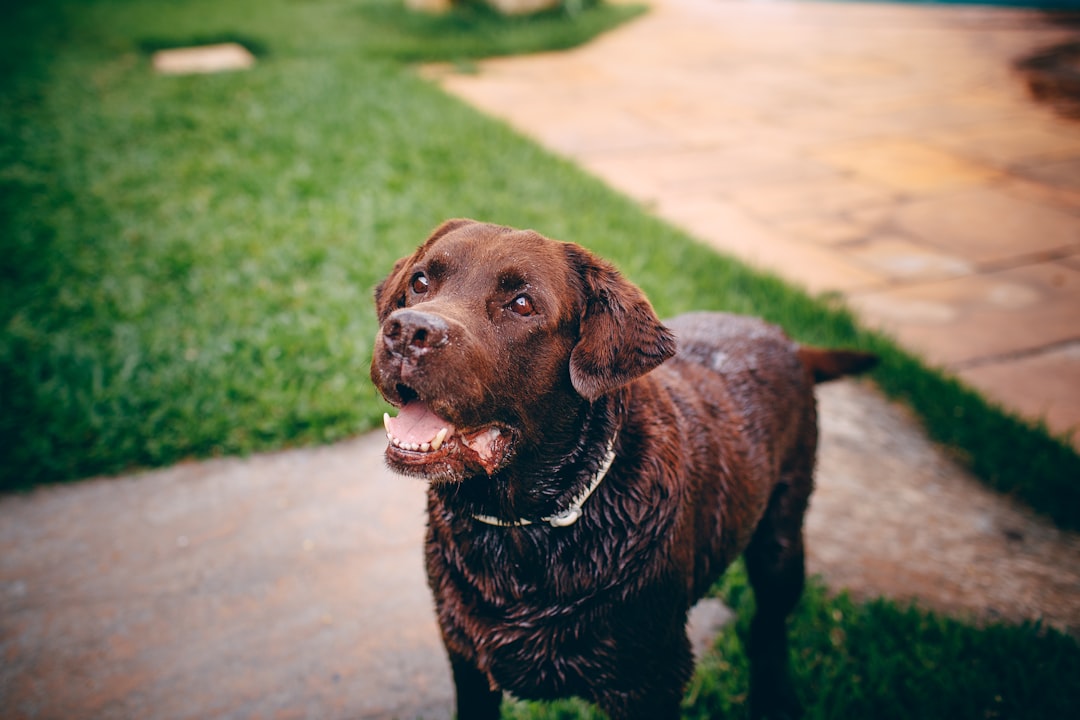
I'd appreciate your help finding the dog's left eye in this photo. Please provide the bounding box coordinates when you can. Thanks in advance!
[509,295,535,317]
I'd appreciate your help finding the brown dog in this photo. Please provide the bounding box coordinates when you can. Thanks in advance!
[370,220,875,720]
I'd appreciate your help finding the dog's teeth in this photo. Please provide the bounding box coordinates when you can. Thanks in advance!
[431,427,449,451]
[384,418,450,454]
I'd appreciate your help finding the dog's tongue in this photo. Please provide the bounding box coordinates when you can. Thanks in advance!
[385,401,454,445]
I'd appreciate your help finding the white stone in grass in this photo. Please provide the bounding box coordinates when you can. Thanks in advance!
[487,0,562,14]
[405,0,453,12]
[152,43,256,76]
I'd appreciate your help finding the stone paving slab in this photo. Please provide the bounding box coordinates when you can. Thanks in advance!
[850,262,1080,366]
[957,340,1080,437]
[891,186,1080,266]
[152,43,256,75]
[846,236,974,282]
[652,194,886,293]
[430,0,1080,448]
[813,137,1003,194]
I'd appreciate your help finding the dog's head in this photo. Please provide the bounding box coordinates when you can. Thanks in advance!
[370,219,675,483]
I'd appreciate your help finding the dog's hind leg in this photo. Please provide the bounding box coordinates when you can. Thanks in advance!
[743,453,813,719]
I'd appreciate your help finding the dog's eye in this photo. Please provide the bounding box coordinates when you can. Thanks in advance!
[509,295,535,317]
[410,273,429,295]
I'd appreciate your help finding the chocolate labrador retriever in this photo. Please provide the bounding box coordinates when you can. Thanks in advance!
[370,219,875,720]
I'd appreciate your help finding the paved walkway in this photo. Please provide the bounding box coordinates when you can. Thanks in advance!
[430,0,1080,448]
[4,2,1080,719]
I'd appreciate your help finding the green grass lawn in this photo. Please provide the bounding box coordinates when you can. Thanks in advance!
[509,562,1080,719]
[2,0,1078,716]
[691,564,1080,720]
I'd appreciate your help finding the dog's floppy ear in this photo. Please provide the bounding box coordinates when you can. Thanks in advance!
[565,243,676,401]
[373,219,478,321]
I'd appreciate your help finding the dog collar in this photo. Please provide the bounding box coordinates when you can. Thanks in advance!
[473,432,618,529]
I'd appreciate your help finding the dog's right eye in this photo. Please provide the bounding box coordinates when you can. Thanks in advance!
[410,273,429,295]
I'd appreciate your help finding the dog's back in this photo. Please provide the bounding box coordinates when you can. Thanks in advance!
[657,312,876,598]
[668,311,815,468]
[640,312,820,601]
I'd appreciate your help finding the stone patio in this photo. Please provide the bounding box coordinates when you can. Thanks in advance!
[428,0,1080,449]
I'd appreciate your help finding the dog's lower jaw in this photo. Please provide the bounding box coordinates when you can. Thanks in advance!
[383,423,517,481]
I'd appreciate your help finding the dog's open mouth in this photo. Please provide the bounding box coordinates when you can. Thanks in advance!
[382,400,512,479]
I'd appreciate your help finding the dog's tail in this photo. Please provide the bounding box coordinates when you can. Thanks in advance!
[796,346,878,384]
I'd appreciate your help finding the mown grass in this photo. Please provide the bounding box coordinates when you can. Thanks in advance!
[506,562,1080,719]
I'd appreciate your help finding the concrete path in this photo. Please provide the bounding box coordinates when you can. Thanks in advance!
[1,433,453,720]
[4,2,1080,719]
[429,0,1080,449]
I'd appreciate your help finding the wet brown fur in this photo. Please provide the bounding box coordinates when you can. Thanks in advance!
[370,220,876,720]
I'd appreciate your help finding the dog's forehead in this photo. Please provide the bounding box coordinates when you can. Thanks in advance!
[426,225,574,292]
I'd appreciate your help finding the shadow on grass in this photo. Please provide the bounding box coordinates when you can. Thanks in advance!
[352,0,647,62]
[136,34,273,58]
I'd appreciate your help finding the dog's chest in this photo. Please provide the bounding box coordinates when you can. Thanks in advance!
[469,600,614,700]
[431,520,665,699]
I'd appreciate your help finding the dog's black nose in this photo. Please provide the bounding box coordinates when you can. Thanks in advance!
[383,309,450,358]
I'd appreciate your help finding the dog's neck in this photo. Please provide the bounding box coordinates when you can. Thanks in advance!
[472,430,618,528]
[434,390,626,528]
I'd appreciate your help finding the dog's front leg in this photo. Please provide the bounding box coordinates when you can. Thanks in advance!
[593,628,693,720]
[448,650,501,720]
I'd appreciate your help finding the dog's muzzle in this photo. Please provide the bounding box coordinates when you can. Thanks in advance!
[380,308,450,362]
